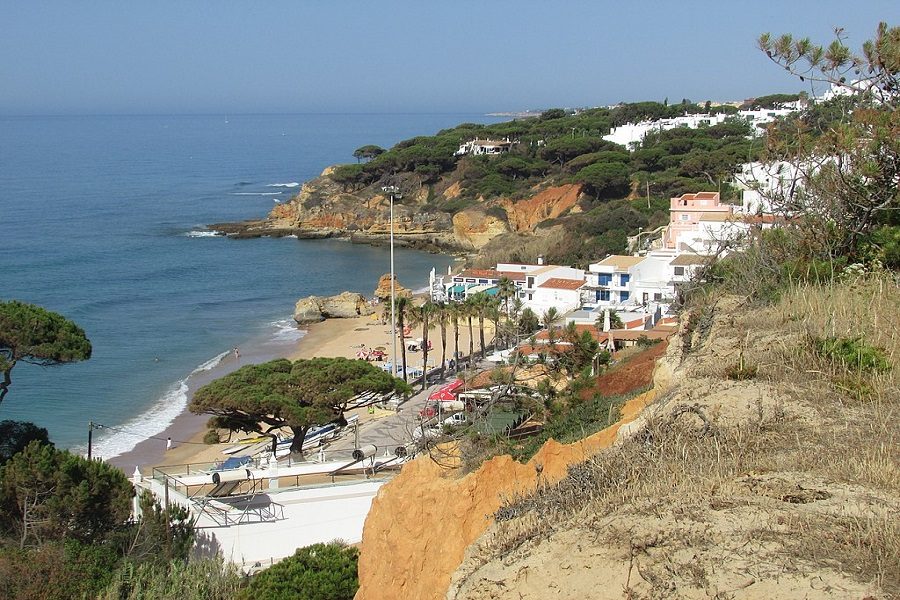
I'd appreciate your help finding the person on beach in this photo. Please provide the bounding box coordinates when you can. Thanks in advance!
[233,346,240,359]
[166,436,172,451]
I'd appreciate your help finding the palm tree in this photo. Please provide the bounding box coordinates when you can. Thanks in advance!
[469,292,490,359]
[486,297,501,353]
[393,296,411,383]
[496,276,517,316]
[463,297,476,369]
[435,301,449,380]
[449,302,461,373]
[408,300,436,392]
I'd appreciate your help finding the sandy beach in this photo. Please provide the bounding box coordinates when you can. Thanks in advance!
[111,309,485,475]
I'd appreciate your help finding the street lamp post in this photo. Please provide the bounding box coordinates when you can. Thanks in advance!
[382,185,401,376]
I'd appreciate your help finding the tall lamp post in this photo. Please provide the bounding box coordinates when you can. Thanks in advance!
[382,185,402,376]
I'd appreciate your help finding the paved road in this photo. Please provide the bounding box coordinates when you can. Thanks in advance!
[328,380,442,456]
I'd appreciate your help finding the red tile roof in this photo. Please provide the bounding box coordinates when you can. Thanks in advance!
[537,277,585,290]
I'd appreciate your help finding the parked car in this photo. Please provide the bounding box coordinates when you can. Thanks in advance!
[440,412,469,427]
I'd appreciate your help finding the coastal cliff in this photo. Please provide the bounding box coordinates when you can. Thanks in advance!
[212,167,584,257]
[355,283,899,599]
[354,346,666,600]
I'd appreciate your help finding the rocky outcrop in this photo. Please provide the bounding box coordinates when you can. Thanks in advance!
[372,274,412,302]
[211,170,576,255]
[451,209,509,249]
[292,292,373,325]
[499,183,583,232]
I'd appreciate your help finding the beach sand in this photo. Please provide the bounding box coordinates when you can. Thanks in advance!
[112,311,485,475]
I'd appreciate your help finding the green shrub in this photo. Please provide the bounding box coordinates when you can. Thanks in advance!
[100,558,244,600]
[203,429,221,445]
[724,354,758,380]
[812,336,891,373]
[241,542,359,600]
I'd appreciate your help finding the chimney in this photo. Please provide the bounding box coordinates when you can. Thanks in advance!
[537,256,544,266]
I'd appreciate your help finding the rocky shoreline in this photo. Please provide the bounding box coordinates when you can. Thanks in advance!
[207,166,584,259]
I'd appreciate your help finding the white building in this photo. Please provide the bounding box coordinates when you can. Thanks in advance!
[585,255,645,306]
[435,261,587,317]
[585,250,713,311]
[455,138,514,156]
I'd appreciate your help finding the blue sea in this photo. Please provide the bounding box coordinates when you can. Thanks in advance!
[0,113,500,457]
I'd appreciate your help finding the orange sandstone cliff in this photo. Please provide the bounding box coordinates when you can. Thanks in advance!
[354,386,657,600]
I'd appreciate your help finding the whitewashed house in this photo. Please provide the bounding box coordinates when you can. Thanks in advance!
[435,259,587,317]
[455,138,514,156]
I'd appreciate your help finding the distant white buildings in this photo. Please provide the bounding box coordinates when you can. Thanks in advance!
[604,107,797,149]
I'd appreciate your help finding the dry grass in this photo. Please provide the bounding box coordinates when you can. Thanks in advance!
[478,274,900,597]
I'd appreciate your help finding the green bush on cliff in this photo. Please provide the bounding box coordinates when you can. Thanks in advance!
[241,542,359,600]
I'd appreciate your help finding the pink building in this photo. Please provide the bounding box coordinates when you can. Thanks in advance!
[663,192,734,250]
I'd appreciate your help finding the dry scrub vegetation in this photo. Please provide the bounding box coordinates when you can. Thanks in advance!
[450,275,899,599]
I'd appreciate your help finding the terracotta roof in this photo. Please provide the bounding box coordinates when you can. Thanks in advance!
[497,271,526,282]
[459,269,499,279]
[622,317,649,329]
[670,254,714,267]
[595,255,645,269]
[537,277,585,290]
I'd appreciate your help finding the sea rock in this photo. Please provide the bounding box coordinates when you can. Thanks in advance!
[373,274,412,302]
[293,297,325,324]
[293,292,374,325]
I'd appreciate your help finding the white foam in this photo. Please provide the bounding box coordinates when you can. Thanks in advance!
[185,230,222,238]
[192,350,231,374]
[231,192,283,196]
[87,349,231,460]
[269,319,306,342]
[267,182,300,188]
[88,380,189,460]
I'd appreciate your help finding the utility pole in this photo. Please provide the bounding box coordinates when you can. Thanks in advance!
[383,185,402,378]
[646,180,651,210]
[87,421,93,460]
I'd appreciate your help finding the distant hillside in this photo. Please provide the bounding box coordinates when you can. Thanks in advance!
[216,102,766,266]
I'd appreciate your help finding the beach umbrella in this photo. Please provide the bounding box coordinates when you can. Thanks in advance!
[428,388,458,401]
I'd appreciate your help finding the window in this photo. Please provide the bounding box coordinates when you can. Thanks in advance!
[527,293,533,301]
[478,279,488,284]
[673,266,685,276]
[465,278,476,283]
[598,274,612,286]
[620,291,630,301]
[619,274,631,286]
[599,290,610,301]
[653,293,662,301]
[527,276,535,288]
[680,214,690,221]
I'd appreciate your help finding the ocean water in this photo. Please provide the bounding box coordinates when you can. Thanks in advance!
[0,113,500,456]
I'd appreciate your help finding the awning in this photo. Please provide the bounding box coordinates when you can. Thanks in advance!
[428,379,465,401]
[449,284,465,294]
[484,287,499,296]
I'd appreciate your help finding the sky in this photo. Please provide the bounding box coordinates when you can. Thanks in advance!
[1,1,897,115]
